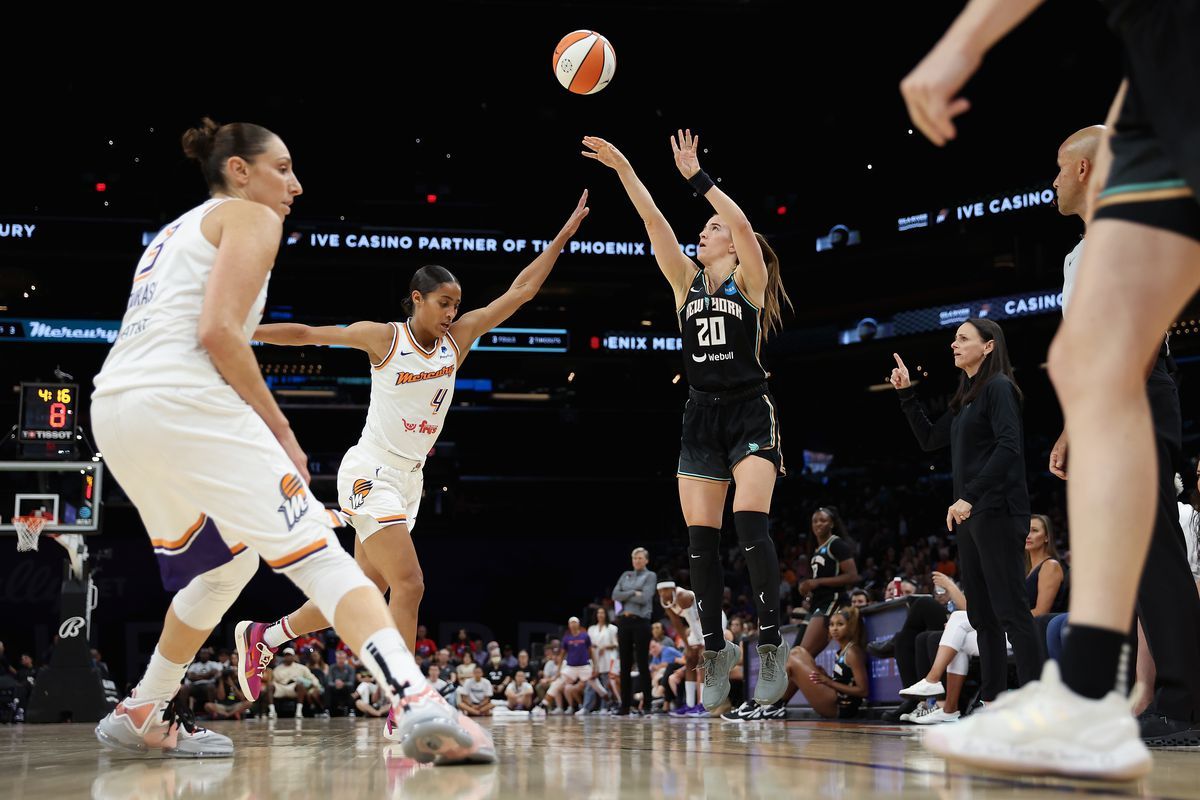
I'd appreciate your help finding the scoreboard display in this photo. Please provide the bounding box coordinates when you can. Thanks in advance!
[19,383,78,442]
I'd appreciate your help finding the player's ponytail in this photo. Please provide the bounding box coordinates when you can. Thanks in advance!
[756,233,792,339]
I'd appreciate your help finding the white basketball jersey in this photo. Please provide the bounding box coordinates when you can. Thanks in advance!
[94,199,270,397]
[358,320,459,462]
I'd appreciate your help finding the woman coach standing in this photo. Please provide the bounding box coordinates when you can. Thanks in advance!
[891,319,1042,705]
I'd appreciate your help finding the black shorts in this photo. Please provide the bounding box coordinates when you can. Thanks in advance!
[809,596,840,619]
[1093,0,1200,242]
[677,382,785,483]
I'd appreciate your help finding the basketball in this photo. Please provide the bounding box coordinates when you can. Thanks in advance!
[552,30,616,95]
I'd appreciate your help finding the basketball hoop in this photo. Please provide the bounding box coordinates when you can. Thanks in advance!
[14,515,49,552]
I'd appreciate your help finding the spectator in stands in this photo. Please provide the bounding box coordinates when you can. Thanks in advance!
[515,649,538,681]
[878,575,956,722]
[537,642,563,712]
[850,589,870,609]
[354,671,388,718]
[484,648,513,700]
[204,663,250,720]
[648,638,684,713]
[935,546,957,578]
[584,607,619,713]
[1026,515,1067,616]
[506,670,535,711]
[458,665,494,717]
[456,650,477,684]
[325,649,356,716]
[435,648,456,674]
[90,648,111,680]
[549,616,593,715]
[501,645,519,672]
[449,628,476,661]
[272,647,321,718]
[413,625,438,667]
[184,647,222,711]
[427,664,454,706]
[293,632,325,660]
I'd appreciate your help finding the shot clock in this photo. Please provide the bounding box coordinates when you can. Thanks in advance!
[19,383,78,442]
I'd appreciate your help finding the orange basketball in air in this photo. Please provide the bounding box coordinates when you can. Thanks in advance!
[553,30,616,95]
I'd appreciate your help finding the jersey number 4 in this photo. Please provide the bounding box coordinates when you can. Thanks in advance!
[695,316,727,347]
[430,387,448,415]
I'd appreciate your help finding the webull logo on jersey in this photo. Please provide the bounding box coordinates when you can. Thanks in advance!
[395,366,454,385]
[691,352,735,363]
[277,473,310,531]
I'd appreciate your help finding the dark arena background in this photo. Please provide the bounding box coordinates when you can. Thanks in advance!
[3,3,1200,798]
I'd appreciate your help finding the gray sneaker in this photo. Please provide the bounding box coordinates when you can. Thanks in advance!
[96,695,233,758]
[701,640,741,711]
[753,643,788,705]
[384,685,497,764]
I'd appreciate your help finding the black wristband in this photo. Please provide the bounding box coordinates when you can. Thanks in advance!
[687,170,715,196]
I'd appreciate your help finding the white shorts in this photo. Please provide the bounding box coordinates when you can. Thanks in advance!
[336,440,424,541]
[558,664,593,684]
[92,387,343,592]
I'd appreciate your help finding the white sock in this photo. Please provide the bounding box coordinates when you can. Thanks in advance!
[133,646,190,703]
[263,616,297,649]
[358,627,428,704]
[685,681,697,707]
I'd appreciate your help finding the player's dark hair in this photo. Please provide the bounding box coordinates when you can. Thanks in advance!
[181,117,279,192]
[403,265,460,316]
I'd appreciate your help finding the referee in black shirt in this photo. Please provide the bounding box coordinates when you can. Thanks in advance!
[891,318,1042,704]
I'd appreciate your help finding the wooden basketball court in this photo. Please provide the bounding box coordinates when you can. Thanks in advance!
[4,714,1199,798]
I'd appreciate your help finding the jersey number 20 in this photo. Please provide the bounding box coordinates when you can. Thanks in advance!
[695,316,727,347]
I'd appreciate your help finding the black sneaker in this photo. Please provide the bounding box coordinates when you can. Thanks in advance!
[756,701,787,720]
[881,698,919,722]
[720,701,761,721]
[1139,713,1200,747]
[866,636,896,658]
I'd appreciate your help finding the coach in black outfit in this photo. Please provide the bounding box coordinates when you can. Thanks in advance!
[890,318,1043,703]
[612,546,656,715]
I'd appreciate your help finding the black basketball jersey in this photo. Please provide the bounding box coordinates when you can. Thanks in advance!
[677,266,767,392]
[810,535,855,607]
[833,645,861,712]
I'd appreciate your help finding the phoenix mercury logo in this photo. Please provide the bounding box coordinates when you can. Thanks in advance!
[350,479,373,510]
[277,473,310,531]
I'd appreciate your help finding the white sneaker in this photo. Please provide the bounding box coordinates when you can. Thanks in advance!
[531,706,547,719]
[574,708,590,716]
[905,701,938,724]
[921,661,1151,781]
[913,706,960,725]
[900,678,945,698]
[548,707,563,716]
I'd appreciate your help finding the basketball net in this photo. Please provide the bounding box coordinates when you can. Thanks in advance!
[14,515,48,552]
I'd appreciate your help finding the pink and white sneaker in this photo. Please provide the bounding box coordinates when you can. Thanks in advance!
[234,619,277,701]
[383,685,497,765]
